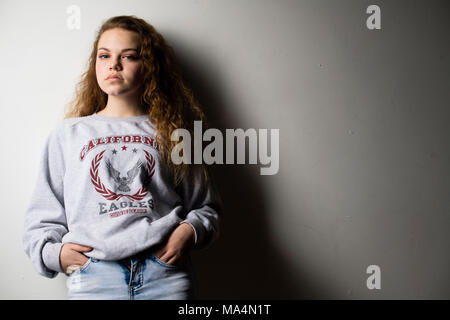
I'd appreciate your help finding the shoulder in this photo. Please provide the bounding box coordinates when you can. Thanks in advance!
[47,115,91,144]
[53,115,91,133]
[60,115,89,129]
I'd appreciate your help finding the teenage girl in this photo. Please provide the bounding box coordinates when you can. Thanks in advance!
[23,15,221,300]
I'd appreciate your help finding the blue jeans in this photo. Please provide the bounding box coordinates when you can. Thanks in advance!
[66,250,196,300]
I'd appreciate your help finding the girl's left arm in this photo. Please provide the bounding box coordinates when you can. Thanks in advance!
[176,165,222,251]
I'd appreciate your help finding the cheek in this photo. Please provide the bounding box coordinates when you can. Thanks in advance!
[95,61,104,78]
[95,62,109,90]
[125,63,142,78]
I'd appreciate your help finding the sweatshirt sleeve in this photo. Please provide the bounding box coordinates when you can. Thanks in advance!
[22,125,68,278]
[177,165,222,250]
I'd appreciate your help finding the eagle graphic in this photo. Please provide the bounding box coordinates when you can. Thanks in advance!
[105,159,143,192]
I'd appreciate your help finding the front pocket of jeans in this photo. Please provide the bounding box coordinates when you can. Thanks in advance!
[70,258,93,275]
[80,258,93,271]
[152,254,180,269]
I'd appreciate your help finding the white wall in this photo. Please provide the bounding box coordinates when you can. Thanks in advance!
[1,0,449,299]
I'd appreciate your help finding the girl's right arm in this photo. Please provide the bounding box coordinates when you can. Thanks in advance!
[22,125,68,278]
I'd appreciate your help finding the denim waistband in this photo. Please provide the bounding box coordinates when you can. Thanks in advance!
[119,247,156,264]
[118,246,192,272]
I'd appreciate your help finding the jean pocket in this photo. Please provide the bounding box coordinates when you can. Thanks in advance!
[80,257,93,271]
[68,257,94,275]
[151,254,182,269]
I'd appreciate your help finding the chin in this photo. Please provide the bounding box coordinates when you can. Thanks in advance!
[107,89,137,97]
[103,88,126,95]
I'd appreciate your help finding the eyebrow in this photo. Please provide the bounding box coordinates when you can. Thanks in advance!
[97,47,138,52]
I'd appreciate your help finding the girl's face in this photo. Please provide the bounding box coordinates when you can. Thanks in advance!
[96,28,144,97]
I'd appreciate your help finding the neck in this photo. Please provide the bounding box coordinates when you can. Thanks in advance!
[99,94,146,118]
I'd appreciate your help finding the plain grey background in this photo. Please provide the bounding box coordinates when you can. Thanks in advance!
[1,0,449,299]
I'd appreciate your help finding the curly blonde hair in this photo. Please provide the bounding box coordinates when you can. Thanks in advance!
[64,15,210,187]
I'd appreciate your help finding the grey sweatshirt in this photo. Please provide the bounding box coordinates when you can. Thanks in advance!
[23,113,221,278]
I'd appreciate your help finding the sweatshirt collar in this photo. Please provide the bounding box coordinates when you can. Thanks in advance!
[91,113,150,122]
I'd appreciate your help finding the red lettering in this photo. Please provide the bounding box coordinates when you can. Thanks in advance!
[80,135,159,161]
[80,146,86,160]
[86,140,95,152]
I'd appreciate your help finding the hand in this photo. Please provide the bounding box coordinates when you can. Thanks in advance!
[154,223,195,265]
[59,243,93,273]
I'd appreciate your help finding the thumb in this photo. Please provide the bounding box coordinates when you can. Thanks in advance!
[71,243,93,252]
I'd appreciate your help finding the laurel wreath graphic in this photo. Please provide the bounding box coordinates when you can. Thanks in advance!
[90,149,155,201]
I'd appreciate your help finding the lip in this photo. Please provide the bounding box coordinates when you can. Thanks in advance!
[106,74,122,80]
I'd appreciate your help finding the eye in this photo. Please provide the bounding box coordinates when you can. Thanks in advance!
[97,54,138,60]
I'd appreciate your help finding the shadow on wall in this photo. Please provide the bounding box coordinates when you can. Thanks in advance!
[173,40,327,299]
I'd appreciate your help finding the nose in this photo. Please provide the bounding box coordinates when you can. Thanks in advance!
[109,64,121,71]
[109,57,122,71]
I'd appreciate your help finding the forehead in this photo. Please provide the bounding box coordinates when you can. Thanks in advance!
[98,28,140,49]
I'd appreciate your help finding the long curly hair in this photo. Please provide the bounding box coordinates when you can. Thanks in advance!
[64,15,210,187]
